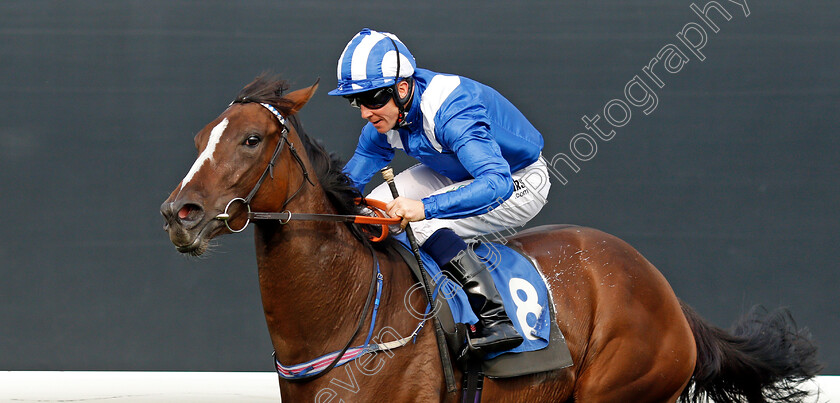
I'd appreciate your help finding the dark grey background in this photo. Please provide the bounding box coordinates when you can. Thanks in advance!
[1,1,837,373]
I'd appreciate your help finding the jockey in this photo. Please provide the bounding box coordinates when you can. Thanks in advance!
[329,28,550,355]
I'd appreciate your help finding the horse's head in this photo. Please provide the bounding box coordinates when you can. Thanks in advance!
[161,76,319,255]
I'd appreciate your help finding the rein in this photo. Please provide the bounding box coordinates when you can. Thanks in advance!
[214,102,399,234]
[212,101,404,382]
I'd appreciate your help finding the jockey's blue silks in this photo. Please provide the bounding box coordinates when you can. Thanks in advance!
[343,68,543,220]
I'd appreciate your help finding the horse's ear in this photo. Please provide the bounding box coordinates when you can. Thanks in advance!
[284,78,320,115]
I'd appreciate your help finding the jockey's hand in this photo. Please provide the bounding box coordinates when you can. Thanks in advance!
[386,197,426,229]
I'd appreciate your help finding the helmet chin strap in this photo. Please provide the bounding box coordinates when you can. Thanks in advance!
[395,81,414,128]
[388,37,413,129]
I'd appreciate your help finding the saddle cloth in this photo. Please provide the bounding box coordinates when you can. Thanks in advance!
[390,232,573,378]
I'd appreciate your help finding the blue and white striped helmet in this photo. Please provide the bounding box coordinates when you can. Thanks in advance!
[328,28,416,96]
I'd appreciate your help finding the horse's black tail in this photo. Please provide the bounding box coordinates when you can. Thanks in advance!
[679,302,823,403]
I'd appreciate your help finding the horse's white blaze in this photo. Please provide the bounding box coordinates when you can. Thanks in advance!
[181,118,228,188]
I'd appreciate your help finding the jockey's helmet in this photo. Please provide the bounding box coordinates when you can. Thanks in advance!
[328,28,416,97]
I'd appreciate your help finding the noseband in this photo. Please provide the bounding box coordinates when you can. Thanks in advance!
[215,102,314,233]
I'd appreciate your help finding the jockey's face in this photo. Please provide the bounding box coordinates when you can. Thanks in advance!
[359,99,399,133]
[357,81,411,134]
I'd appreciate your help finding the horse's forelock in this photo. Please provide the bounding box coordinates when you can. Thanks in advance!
[232,73,295,117]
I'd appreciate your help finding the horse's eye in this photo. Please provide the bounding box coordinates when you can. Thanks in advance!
[244,135,261,147]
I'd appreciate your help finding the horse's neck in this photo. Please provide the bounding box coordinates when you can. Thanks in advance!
[253,186,373,364]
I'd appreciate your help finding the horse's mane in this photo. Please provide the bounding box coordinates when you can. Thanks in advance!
[232,74,394,248]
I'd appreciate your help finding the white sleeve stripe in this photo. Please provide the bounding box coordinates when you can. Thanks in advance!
[385,129,404,150]
[420,75,461,153]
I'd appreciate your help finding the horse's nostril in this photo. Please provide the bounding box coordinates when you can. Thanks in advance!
[178,203,204,222]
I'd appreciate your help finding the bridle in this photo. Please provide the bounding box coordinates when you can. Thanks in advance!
[214,102,399,235]
[210,101,400,382]
[214,102,314,233]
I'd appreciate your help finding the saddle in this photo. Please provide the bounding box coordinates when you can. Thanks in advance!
[388,236,573,378]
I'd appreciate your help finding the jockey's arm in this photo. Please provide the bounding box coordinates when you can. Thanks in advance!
[422,118,514,220]
[342,124,395,193]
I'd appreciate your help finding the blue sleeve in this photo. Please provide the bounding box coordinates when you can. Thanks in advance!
[421,109,514,220]
[342,124,395,193]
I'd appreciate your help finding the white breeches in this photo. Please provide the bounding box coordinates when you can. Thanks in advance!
[367,156,551,245]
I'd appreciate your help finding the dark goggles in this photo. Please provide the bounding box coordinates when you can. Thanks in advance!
[344,87,394,109]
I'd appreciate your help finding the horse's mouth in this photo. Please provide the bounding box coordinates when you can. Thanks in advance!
[176,235,208,256]
[170,217,227,256]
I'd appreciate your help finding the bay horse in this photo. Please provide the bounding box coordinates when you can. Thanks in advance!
[161,75,821,402]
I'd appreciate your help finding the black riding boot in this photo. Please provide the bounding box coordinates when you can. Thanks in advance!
[443,247,524,356]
